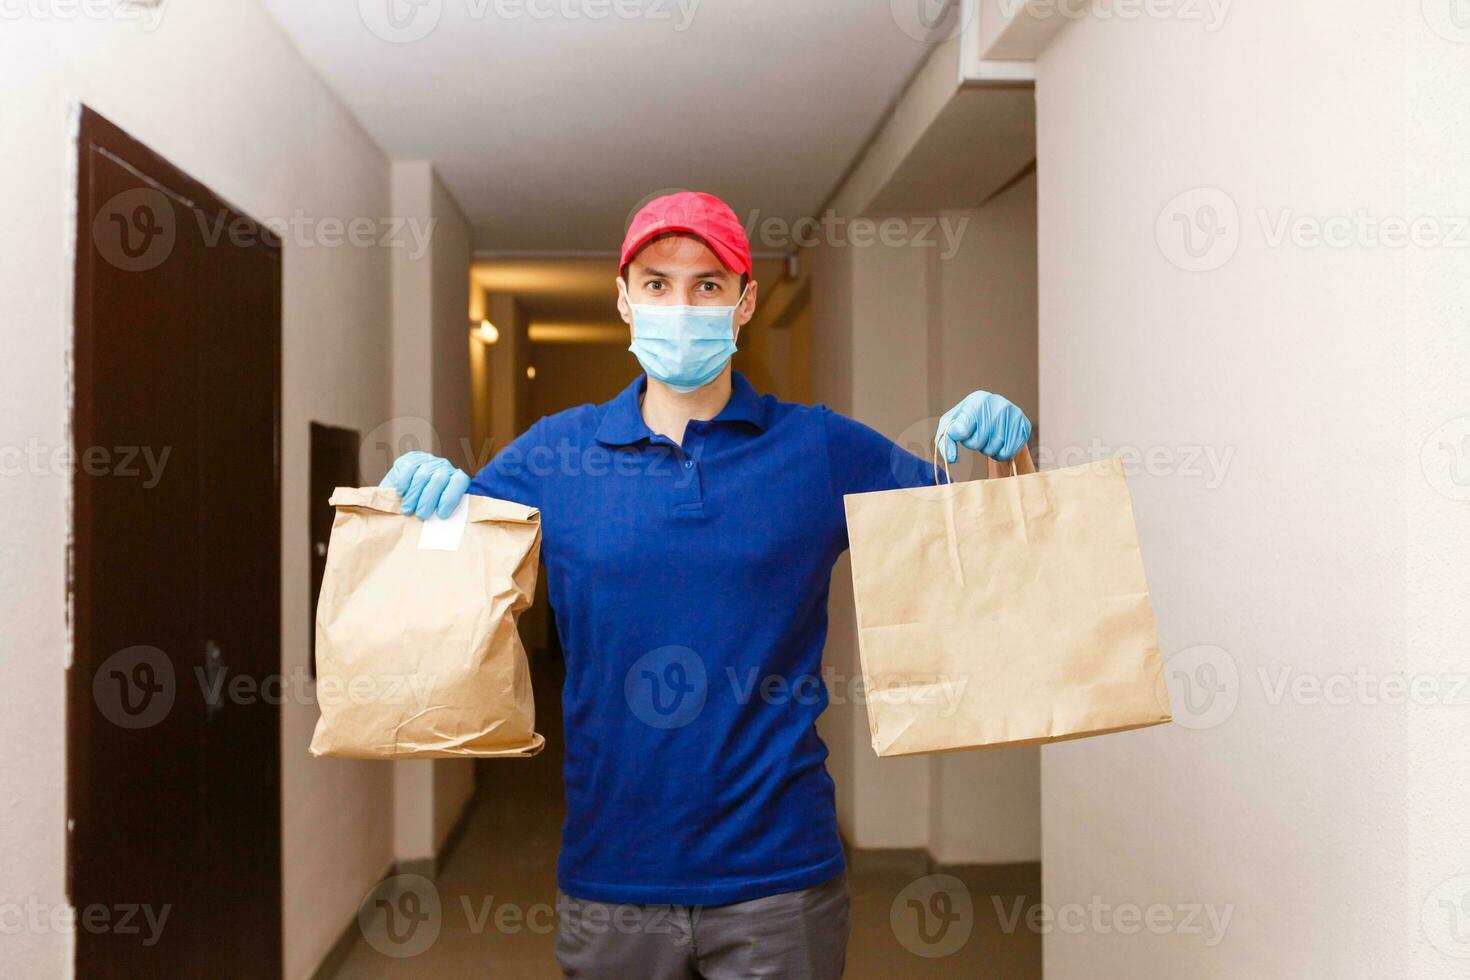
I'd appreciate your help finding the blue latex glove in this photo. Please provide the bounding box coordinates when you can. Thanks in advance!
[936,391,1032,464]
[380,451,470,520]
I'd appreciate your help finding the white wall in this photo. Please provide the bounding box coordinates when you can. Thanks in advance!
[1035,4,1436,976]
[430,174,474,474]
[0,3,406,977]
[846,237,939,850]
[1406,11,1470,980]
[808,237,862,839]
[930,177,1042,865]
[809,172,1042,864]
[387,161,477,866]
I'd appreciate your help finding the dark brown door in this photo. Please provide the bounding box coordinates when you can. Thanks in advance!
[309,423,360,676]
[69,106,283,978]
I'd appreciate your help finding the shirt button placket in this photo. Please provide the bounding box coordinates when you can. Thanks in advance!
[670,430,704,518]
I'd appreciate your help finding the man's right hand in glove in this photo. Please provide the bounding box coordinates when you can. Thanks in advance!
[380,451,470,520]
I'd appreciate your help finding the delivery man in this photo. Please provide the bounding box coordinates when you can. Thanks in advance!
[381,191,1031,978]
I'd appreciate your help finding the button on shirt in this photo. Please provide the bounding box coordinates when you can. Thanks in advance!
[469,371,937,906]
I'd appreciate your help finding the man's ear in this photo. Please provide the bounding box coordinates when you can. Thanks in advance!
[735,279,758,330]
[614,276,632,326]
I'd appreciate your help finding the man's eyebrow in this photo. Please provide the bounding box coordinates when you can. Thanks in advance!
[634,266,731,280]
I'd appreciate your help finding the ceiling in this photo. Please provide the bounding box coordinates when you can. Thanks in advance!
[472,256,620,324]
[869,86,1036,214]
[263,1,937,253]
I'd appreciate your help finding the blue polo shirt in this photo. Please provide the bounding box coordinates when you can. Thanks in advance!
[469,371,937,906]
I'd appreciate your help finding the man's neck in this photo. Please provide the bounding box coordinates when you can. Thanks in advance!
[639,370,733,446]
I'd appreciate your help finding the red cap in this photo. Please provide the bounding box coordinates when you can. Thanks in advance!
[620,191,752,277]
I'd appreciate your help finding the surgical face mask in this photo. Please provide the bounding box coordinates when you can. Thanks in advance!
[624,283,748,393]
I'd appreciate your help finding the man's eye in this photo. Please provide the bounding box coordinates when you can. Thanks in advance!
[698,282,718,292]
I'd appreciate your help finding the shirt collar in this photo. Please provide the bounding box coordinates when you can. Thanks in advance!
[594,371,768,447]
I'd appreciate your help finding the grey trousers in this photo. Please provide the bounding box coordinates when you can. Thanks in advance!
[554,871,850,979]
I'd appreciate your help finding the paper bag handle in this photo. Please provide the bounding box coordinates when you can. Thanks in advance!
[986,445,1036,479]
[933,419,1036,485]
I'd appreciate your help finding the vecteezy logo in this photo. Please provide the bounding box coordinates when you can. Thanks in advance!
[1423,874,1470,959]
[1423,0,1470,43]
[92,645,175,729]
[92,187,176,272]
[624,186,692,236]
[358,873,442,958]
[890,874,974,958]
[358,0,442,43]
[1420,416,1470,501]
[624,645,707,729]
[890,0,973,43]
[1165,644,1239,730]
[1155,187,1239,272]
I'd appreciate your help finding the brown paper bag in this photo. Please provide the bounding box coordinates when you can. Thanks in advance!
[843,446,1171,757]
[308,486,545,759]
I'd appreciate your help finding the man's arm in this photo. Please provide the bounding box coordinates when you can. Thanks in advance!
[820,407,940,498]
[467,418,548,510]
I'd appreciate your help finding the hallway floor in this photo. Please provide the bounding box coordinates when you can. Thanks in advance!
[330,652,1039,978]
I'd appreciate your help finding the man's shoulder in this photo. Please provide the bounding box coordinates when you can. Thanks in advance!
[757,389,830,426]
[774,399,857,435]
[758,395,882,450]
[534,402,605,436]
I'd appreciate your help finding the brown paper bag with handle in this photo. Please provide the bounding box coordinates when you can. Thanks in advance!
[309,486,545,759]
[843,444,1171,757]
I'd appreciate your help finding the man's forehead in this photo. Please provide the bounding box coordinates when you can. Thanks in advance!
[629,234,735,276]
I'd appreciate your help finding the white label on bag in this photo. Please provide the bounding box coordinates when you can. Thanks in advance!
[417,495,470,551]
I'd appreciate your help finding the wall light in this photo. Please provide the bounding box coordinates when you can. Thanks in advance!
[526,365,537,380]
[476,320,500,344]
